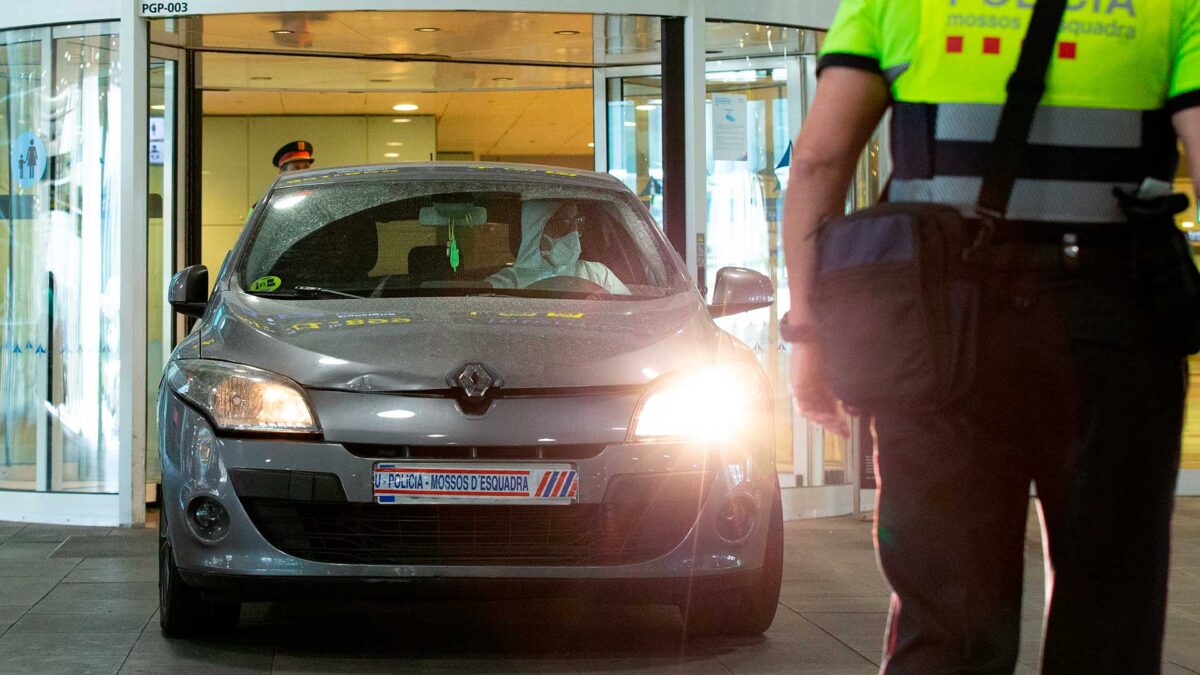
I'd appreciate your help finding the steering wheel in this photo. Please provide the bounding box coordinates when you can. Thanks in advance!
[525,275,608,294]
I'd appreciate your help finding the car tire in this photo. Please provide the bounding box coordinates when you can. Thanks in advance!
[680,489,784,637]
[158,509,240,638]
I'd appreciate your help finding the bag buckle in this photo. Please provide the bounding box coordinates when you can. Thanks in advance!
[1062,233,1080,272]
[964,209,1000,263]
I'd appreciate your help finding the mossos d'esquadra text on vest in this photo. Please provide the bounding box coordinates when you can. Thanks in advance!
[958,0,1135,13]
[949,0,1139,40]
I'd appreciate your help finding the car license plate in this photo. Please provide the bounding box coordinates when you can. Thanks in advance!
[372,463,578,505]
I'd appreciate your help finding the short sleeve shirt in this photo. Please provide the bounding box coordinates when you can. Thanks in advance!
[817,0,1200,223]
[819,0,1200,113]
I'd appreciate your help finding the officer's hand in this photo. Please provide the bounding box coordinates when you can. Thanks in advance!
[789,343,850,437]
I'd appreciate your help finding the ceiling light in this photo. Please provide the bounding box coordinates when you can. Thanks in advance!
[587,142,595,148]
[249,76,272,81]
[624,121,637,127]
[414,27,440,32]
[150,104,165,111]
[636,104,656,111]
[392,118,411,124]
[555,30,580,35]
[270,29,293,35]
[383,152,400,158]
[392,103,419,112]
[386,142,404,147]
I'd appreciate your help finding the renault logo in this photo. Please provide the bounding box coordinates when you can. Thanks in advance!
[449,363,502,400]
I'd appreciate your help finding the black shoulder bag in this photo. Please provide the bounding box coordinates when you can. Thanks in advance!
[810,0,1068,411]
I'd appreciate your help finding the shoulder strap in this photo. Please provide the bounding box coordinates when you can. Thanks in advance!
[975,0,1069,222]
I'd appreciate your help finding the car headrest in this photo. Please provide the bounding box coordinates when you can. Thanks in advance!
[271,218,378,284]
[408,245,453,279]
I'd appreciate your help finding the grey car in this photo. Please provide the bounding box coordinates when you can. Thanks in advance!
[157,162,782,638]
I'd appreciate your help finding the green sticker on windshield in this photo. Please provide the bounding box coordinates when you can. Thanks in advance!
[249,276,281,292]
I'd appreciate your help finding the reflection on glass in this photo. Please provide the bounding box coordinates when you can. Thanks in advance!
[0,26,122,494]
[0,37,43,491]
[703,64,803,480]
[1175,146,1200,473]
[607,77,664,227]
[607,23,839,485]
[147,57,177,487]
[602,18,813,65]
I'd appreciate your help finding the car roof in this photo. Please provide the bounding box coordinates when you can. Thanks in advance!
[272,161,626,192]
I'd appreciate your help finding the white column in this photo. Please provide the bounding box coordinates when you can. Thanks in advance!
[683,0,707,286]
[118,1,149,527]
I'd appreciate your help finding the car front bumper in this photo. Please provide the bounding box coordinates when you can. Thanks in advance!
[159,393,777,594]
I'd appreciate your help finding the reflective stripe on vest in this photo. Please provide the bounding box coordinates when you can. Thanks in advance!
[888,102,1179,223]
[934,103,1143,148]
[891,176,1137,223]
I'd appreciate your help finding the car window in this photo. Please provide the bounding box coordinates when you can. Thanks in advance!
[236,180,689,301]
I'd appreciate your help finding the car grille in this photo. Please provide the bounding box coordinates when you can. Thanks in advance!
[340,444,607,461]
[240,473,711,567]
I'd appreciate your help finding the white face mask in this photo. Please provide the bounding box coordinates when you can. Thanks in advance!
[543,231,581,268]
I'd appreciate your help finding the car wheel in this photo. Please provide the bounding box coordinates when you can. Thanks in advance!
[158,509,240,638]
[680,490,784,637]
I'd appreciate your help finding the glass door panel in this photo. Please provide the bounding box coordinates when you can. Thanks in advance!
[0,33,46,491]
[0,24,123,494]
[147,52,181,490]
[47,27,123,493]
[606,74,664,227]
[606,25,830,484]
[702,60,806,479]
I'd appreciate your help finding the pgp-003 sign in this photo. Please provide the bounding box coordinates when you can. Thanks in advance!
[140,2,191,16]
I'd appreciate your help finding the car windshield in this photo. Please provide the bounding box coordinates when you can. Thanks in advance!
[235,178,690,301]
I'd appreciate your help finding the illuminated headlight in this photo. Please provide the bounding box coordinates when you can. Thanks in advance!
[630,363,768,442]
[166,360,320,435]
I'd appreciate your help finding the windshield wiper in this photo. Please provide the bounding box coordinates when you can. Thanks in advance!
[249,286,367,299]
[294,286,367,299]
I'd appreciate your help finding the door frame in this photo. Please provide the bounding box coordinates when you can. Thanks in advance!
[147,43,189,504]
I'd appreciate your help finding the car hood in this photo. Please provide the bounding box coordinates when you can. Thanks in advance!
[196,291,742,391]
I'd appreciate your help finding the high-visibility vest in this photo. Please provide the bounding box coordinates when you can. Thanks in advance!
[820,0,1200,223]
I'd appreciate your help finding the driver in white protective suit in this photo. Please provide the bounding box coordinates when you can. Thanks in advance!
[487,200,630,294]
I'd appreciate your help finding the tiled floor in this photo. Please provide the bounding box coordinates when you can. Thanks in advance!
[0,499,1196,674]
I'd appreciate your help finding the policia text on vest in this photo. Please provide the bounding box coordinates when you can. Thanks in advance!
[781,0,1200,671]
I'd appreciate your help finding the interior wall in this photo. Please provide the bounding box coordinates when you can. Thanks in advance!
[200,114,437,284]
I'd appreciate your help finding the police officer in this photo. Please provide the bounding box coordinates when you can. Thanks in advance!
[781,2,1199,672]
[272,140,314,173]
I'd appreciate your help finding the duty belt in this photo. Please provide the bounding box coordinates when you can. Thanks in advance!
[984,223,1137,273]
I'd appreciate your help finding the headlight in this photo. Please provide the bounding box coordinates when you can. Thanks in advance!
[630,363,768,442]
[166,360,320,435]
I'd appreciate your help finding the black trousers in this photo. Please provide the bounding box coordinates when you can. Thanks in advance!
[871,268,1185,674]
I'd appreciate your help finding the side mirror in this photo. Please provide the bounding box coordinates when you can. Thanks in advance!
[168,265,209,318]
[708,266,774,318]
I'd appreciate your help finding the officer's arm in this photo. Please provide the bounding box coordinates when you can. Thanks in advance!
[1174,108,1200,198]
[782,67,890,325]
